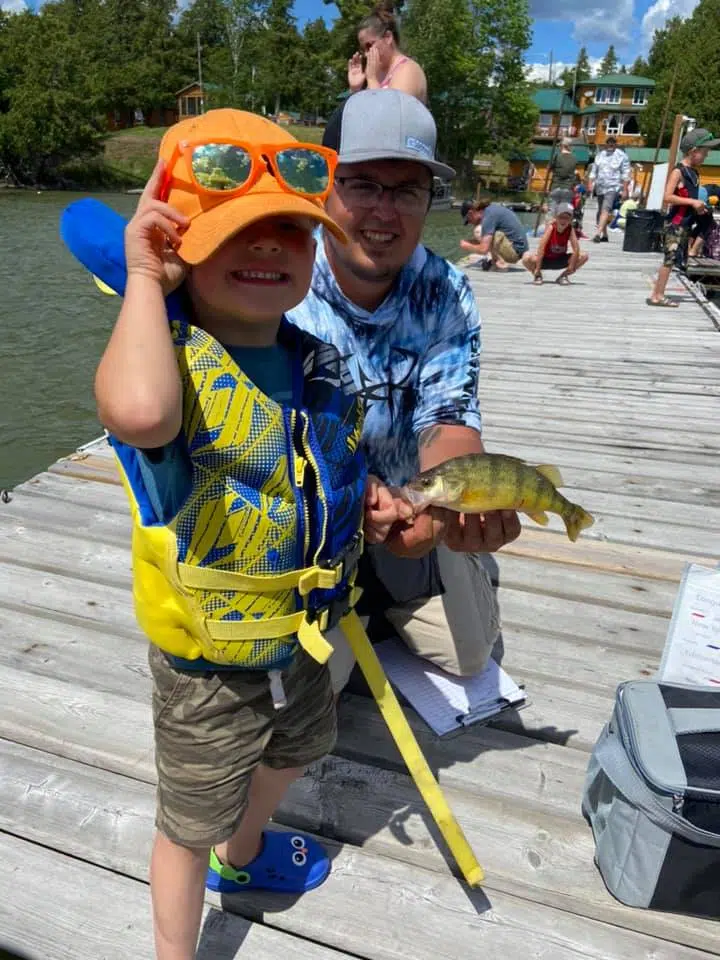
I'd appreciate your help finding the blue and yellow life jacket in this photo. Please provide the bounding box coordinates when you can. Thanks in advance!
[61,199,367,669]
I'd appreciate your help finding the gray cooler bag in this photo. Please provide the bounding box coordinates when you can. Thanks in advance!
[583,680,720,917]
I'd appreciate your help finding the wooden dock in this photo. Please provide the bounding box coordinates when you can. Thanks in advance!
[1,233,719,959]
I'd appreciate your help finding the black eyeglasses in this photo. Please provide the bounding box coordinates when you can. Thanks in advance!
[336,176,432,216]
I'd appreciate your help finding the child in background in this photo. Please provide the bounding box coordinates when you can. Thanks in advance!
[648,127,720,308]
[523,203,589,285]
[94,108,404,960]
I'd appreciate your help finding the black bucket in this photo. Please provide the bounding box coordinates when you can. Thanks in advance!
[623,209,664,253]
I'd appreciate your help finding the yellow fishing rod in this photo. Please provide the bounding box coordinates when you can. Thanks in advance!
[340,609,485,887]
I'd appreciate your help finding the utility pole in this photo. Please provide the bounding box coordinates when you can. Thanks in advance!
[196,31,204,114]
[548,49,554,85]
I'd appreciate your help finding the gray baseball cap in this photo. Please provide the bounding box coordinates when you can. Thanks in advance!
[681,127,720,153]
[323,90,456,180]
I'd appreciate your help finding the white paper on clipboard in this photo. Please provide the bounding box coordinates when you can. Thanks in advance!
[657,563,720,687]
[375,638,526,736]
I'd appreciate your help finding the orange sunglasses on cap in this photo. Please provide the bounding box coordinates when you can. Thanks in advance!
[160,138,338,206]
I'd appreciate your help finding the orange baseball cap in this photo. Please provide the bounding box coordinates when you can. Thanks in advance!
[159,108,346,265]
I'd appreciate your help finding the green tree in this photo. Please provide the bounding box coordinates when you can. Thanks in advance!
[598,44,618,76]
[630,55,649,76]
[0,4,101,184]
[557,47,592,91]
[641,0,720,146]
[403,0,535,174]
[300,18,338,119]
[252,0,302,114]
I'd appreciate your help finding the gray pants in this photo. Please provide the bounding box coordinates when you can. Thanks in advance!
[327,544,501,693]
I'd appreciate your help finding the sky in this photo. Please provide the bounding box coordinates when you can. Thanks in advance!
[2,0,702,76]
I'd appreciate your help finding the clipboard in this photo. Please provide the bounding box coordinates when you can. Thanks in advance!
[375,638,527,737]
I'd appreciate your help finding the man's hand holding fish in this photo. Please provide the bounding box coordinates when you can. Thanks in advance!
[384,425,523,558]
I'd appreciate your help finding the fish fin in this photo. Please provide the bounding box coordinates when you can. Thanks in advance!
[526,511,550,526]
[563,503,595,542]
[534,463,564,487]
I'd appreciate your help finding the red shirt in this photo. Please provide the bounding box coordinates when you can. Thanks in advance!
[545,222,572,259]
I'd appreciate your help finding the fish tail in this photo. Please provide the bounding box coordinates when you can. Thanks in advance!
[562,502,595,542]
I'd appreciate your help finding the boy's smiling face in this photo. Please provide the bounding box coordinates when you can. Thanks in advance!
[186,215,316,342]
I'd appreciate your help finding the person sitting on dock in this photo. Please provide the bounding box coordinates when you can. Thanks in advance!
[647,127,720,308]
[93,108,404,960]
[523,203,589,285]
[288,90,521,694]
[587,137,631,243]
[459,197,530,271]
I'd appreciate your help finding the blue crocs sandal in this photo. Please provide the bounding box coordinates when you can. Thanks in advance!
[206,831,331,894]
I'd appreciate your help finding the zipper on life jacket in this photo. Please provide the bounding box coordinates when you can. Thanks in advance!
[298,409,328,564]
[288,409,311,567]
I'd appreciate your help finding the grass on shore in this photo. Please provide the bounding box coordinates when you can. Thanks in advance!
[63,123,326,189]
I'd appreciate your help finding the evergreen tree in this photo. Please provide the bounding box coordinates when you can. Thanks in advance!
[598,44,618,76]
[630,55,648,76]
[642,0,720,146]
[300,18,338,120]
[253,0,302,115]
[576,46,592,81]
[403,0,535,173]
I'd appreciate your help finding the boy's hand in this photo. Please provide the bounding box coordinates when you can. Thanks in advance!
[125,160,190,296]
[364,474,414,545]
[692,198,708,212]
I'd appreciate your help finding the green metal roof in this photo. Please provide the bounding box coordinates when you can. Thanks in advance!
[583,74,656,88]
[532,89,578,114]
[578,104,645,115]
[519,145,720,167]
[624,147,720,165]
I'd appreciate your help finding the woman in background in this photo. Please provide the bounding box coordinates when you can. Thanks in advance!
[347,1,427,103]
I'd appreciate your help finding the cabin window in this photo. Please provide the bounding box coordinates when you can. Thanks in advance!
[583,115,597,135]
[622,115,640,135]
[179,95,201,117]
[596,87,621,104]
[632,88,648,106]
[605,115,620,135]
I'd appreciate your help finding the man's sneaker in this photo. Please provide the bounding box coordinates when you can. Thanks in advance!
[592,235,602,243]
[600,235,609,242]
[206,831,331,894]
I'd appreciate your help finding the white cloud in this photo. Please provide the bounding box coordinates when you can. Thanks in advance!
[530,0,634,45]
[0,0,28,10]
[640,0,700,49]
[525,58,603,84]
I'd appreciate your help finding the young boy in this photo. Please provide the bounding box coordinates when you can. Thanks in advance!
[648,127,720,308]
[522,203,589,285]
[94,108,404,960]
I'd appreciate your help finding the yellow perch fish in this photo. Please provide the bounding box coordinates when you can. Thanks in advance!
[402,453,594,542]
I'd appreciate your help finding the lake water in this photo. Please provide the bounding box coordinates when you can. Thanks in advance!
[0,192,531,489]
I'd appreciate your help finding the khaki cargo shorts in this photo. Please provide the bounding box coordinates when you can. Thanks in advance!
[491,230,522,264]
[149,645,337,848]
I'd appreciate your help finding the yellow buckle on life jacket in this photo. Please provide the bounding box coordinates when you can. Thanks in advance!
[177,533,364,598]
[296,585,363,663]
